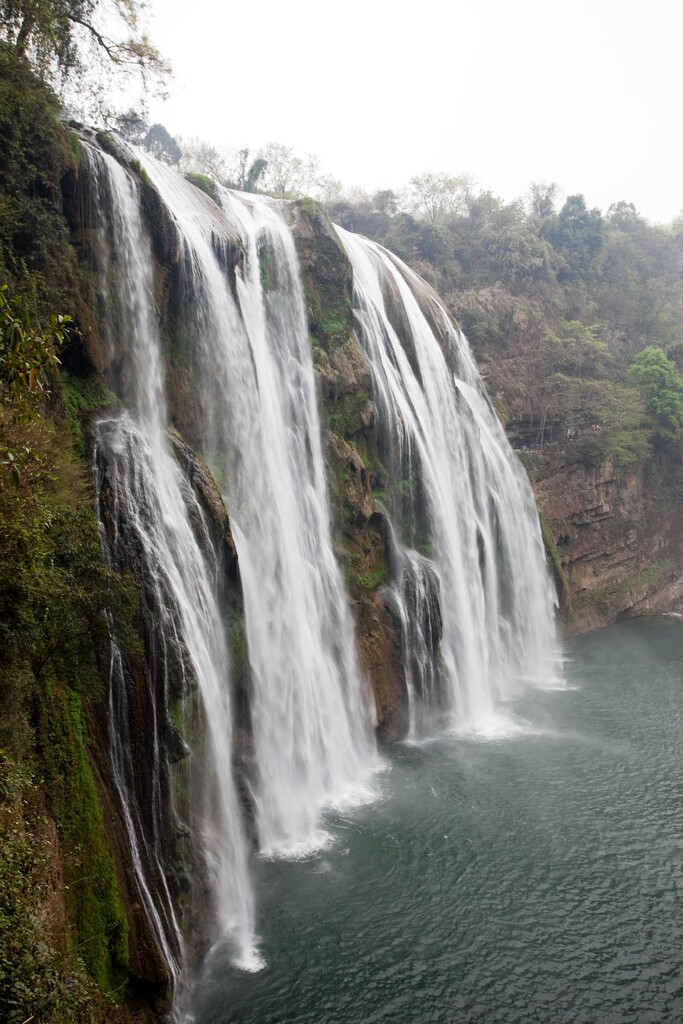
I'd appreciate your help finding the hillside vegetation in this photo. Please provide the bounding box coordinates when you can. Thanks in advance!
[328,179,683,474]
[0,28,155,1024]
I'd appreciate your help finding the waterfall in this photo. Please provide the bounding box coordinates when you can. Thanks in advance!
[337,228,560,735]
[130,154,377,858]
[84,142,258,976]
[76,136,561,1004]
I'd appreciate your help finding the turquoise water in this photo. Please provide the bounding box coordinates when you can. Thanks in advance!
[189,618,683,1023]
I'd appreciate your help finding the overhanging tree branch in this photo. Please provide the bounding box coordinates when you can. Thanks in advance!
[2,0,171,92]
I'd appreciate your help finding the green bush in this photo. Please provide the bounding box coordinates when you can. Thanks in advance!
[0,284,71,419]
[628,346,683,447]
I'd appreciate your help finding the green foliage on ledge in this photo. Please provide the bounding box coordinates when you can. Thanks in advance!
[578,557,668,610]
[186,171,217,201]
[343,549,391,595]
[539,511,571,619]
[62,372,119,458]
[0,411,136,1011]
[627,346,683,448]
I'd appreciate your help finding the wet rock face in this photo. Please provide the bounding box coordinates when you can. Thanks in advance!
[286,203,416,741]
[356,587,409,743]
[285,198,355,357]
[324,425,407,738]
[326,431,376,522]
[169,431,238,576]
[535,457,683,633]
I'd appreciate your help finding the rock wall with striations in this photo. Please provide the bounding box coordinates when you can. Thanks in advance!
[533,452,683,633]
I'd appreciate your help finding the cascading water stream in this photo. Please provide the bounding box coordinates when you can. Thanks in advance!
[337,228,560,735]
[132,154,377,857]
[83,142,258,977]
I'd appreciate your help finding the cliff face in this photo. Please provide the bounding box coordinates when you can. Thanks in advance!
[473,334,683,637]
[533,452,683,633]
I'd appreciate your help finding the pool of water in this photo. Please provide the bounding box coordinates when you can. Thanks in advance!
[187,618,683,1023]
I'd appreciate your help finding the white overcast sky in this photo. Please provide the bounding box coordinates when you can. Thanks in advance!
[144,0,682,223]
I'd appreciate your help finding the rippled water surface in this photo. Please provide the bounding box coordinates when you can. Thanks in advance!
[189,619,683,1023]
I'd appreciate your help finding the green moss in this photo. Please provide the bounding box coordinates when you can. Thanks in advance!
[62,373,119,457]
[258,241,279,291]
[372,489,391,507]
[583,557,668,609]
[229,614,250,692]
[298,196,318,216]
[0,771,102,1023]
[95,131,121,161]
[516,449,540,481]
[0,414,139,1003]
[186,172,217,202]
[308,293,353,351]
[539,512,571,617]
[68,131,81,167]
[341,547,391,597]
[348,557,391,594]
[320,315,348,337]
[293,206,355,353]
[165,319,195,367]
[35,679,129,989]
[323,387,371,436]
[170,695,186,739]
[324,432,391,599]
[129,157,150,185]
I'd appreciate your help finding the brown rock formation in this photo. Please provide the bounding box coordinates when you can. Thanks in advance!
[535,454,683,633]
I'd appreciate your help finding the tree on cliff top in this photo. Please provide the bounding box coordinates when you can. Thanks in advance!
[407,171,473,224]
[142,122,181,165]
[627,346,683,448]
[544,194,604,282]
[0,0,170,92]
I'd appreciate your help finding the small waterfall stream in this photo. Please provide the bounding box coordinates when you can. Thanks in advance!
[337,228,559,734]
[84,143,258,978]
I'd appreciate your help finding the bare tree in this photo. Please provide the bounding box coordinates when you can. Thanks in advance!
[258,143,323,197]
[407,172,472,223]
